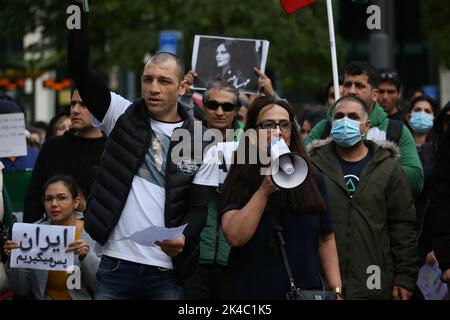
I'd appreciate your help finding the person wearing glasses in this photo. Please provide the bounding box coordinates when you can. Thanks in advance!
[23,89,106,223]
[3,175,100,300]
[183,79,244,299]
[219,96,342,299]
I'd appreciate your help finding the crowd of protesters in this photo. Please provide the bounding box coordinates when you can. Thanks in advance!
[0,1,449,301]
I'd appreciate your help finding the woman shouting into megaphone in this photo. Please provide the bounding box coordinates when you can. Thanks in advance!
[219,96,342,300]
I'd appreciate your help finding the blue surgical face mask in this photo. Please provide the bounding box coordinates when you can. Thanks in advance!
[331,117,364,147]
[409,111,433,134]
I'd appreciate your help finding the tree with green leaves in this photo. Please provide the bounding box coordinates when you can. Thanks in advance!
[2,0,348,97]
[421,0,450,68]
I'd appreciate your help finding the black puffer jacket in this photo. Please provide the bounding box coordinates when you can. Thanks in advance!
[84,99,211,280]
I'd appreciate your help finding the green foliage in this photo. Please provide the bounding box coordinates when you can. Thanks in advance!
[421,0,450,68]
[2,0,347,93]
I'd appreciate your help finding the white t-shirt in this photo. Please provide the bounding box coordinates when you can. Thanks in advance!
[96,92,218,268]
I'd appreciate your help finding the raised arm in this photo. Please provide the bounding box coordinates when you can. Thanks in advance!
[67,1,111,122]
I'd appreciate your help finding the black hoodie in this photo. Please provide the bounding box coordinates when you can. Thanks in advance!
[23,129,106,223]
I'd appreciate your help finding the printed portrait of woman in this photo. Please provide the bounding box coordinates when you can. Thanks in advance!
[214,40,251,90]
[193,36,268,94]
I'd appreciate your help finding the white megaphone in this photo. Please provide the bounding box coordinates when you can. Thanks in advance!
[269,138,309,189]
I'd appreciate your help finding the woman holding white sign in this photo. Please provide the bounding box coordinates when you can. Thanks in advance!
[3,175,99,300]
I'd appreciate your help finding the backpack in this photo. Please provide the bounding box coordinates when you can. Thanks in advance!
[321,119,403,144]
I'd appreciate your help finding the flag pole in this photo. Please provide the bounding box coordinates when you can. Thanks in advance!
[326,0,340,101]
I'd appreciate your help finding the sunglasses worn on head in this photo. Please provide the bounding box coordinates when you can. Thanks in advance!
[204,100,235,112]
[256,120,293,132]
[380,71,398,80]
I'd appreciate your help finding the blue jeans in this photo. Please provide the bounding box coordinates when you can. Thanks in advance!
[94,255,184,300]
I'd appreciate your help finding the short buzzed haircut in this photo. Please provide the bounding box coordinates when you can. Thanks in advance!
[202,78,239,106]
[344,61,380,89]
[334,95,369,117]
[146,52,185,81]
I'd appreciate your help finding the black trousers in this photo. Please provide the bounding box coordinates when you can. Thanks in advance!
[183,264,228,300]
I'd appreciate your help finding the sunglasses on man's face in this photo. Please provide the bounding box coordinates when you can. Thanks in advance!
[380,71,398,80]
[204,100,236,112]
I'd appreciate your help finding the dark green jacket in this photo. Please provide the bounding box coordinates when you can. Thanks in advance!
[199,120,244,266]
[305,102,424,195]
[309,139,418,299]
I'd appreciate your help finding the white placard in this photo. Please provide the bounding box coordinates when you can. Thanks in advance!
[10,223,76,271]
[0,113,27,158]
[191,35,270,94]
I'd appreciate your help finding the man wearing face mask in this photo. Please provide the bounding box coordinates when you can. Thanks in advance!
[305,61,423,196]
[308,96,418,300]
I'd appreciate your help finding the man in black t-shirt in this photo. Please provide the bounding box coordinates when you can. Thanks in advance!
[337,151,371,197]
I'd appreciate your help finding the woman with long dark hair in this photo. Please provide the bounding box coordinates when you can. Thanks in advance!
[219,96,341,299]
[3,175,99,300]
[213,40,251,90]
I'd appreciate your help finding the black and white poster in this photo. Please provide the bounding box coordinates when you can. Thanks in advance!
[191,35,270,94]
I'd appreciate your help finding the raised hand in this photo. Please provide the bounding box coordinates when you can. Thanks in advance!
[254,67,276,97]
[183,70,198,95]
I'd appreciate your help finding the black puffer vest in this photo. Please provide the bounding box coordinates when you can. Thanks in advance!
[84,98,209,279]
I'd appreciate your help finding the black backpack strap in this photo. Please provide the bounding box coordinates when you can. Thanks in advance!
[320,121,332,140]
[386,119,403,144]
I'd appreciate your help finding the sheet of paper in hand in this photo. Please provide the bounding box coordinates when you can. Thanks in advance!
[0,113,27,158]
[113,224,188,247]
[191,35,269,94]
[10,223,76,271]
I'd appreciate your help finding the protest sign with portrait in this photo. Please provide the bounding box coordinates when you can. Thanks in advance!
[191,35,270,94]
